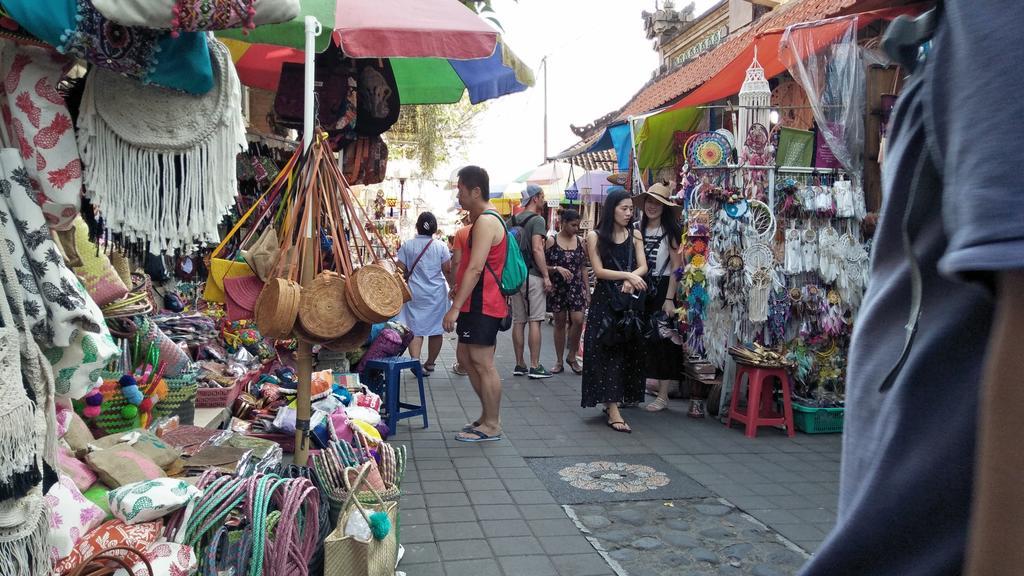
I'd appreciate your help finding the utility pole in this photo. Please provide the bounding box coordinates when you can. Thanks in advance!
[542,55,548,162]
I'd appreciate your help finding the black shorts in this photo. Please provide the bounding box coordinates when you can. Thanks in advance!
[457,312,502,346]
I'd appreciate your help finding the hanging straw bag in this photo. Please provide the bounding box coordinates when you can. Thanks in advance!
[323,462,398,576]
[296,146,359,342]
[324,155,404,323]
[204,148,298,303]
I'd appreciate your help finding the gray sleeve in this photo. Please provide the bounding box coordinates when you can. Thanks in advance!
[934,2,1024,278]
[529,215,546,239]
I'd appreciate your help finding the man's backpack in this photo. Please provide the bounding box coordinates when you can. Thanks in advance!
[480,210,528,296]
[508,212,540,270]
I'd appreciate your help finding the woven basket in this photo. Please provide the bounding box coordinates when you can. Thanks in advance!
[152,370,198,425]
[347,264,403,324]
[87,373,141,435]
[255,277,301,338]
[298,271,357,341]
[195,380,242,409]
[323,322,371,354]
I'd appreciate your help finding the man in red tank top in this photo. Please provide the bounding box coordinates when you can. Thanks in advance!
[443,166,507,442]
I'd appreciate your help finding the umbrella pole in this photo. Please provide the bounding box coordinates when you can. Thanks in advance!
[295,15,322,467]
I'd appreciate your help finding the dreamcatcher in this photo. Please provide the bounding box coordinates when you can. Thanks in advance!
[817,225,842,282]
[686,131,732,169]
[784,224,803,274]
[836,232,870,312]
[742,200,777,324]
[739,123,773,201]
[801,228,818,274]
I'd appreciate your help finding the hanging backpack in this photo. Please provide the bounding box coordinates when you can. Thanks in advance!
[342,136,388,185]
[354,58,401,136]
[479,210,527,296]
[507,212,540,271]
[273,44,358,136]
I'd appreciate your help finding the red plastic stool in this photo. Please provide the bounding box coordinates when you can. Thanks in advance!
[725,363,795,438]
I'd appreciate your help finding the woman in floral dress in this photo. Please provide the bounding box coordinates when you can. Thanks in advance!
[545,208,590,374]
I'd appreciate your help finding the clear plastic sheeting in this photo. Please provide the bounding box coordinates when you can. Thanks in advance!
[780,15,865,182]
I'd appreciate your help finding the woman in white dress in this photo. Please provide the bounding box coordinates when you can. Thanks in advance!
[396,212,452,373]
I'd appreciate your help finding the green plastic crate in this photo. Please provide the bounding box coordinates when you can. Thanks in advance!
[792,403,844,434]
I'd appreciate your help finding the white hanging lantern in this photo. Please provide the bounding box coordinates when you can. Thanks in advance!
[737,48,772,147]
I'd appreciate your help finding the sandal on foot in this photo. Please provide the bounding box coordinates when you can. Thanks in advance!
[422,363,436,374]
[456,428,503,443]
[462,421,481,431]
[607,420,632,434]
[551,364,564,374]
[568,359,583,375]
[645,398,669,412]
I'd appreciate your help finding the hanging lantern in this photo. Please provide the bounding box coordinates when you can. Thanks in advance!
[737,48,772,150]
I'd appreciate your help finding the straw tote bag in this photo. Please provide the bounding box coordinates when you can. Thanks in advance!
[204,148,297,303]
[323,463,398,576]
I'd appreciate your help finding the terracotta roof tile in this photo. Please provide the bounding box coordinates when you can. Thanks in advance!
[615,0,872,121]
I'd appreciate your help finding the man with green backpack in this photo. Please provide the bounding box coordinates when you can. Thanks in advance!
[509,184,554,379]
[443,166,528,443]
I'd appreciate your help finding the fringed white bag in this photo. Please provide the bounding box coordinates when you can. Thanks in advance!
[78,36,246,254]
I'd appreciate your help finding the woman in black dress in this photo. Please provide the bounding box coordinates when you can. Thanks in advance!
[634,183,684,412]
[546,208,590,375]
[582,188,648,433]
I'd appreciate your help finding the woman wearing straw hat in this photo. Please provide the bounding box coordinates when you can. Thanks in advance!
[634,183,684,412]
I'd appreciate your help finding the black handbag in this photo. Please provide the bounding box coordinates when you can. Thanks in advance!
[594,243,647,347]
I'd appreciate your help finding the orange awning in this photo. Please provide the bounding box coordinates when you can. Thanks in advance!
[661,6,925,113]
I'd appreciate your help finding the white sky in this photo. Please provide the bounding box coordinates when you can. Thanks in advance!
[440,0,720,187]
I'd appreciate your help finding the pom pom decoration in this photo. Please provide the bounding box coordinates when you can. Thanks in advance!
[84,392,104,407]
[119,374,144,405]
[121,404,139,420]
[83,405,101,418]
[368,511,391,540]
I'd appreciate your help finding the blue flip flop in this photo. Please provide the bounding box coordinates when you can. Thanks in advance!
[456,428,502,443]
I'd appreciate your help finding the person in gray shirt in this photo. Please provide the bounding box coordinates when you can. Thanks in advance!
[800,2,1024,574]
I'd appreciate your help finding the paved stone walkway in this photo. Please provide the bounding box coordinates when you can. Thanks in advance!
[391,327,842,575]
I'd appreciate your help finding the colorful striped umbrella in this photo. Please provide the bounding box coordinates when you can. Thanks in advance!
[218,0,533,104]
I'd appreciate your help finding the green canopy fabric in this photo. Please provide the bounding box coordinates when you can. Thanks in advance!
[635,107,703,170]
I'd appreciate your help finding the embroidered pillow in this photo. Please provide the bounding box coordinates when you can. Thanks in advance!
[91,430,182,470]
[53,519,163,575]
[62,410,95,454]
[111,541,197,576]
[0,44,81,231]
[45,475,105,564]
[83,484,114,522]
[58,446,97,492]
[1,0,214,94]
[85,446,165,488]
[108,478,202,525]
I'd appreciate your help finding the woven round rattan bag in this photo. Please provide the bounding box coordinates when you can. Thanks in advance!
[298,271,357,341]
[255,278,301,339]
[347,264,403,324]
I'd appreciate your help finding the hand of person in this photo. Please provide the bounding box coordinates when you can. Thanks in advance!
[556,267,572,283]
[625,273,647,293]
[543,276,553,293]
[621,282,636,295]
[443,307,459,333]
[663,299,677,317]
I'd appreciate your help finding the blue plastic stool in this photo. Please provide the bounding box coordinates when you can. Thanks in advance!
[362,357,428,437]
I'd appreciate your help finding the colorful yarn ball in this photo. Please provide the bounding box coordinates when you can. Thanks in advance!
[118,375,144,404]
[121,404,139,420]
